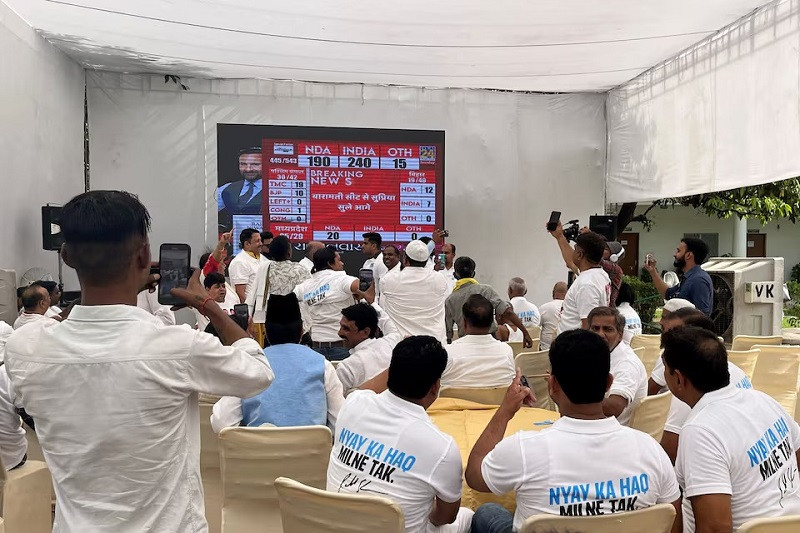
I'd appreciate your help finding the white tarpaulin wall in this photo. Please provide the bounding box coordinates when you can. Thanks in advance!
[86,73,605,305]
[607,0,800,203]
[5,0,770,93]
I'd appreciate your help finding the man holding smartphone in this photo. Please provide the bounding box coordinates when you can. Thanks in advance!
[4,190,274,533]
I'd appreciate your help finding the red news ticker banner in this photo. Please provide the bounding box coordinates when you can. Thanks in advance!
[263,139,443,243]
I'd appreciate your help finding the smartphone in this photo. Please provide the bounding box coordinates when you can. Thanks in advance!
[158,243,191,306]
[546,211,561,231]
[520,375,531,389]
[441,229,450,238]
[233,303,249,320]
[358,268,374,292]
[438,253,446,266]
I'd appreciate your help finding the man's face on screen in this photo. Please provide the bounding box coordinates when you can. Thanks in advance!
[238,153,262,182]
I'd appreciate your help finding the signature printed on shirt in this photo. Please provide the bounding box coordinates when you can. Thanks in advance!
[338,473,388,496]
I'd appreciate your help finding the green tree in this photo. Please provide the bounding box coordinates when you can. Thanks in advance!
[615,178,800,237]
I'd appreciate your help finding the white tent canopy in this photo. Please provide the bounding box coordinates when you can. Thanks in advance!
[5,0,771,92]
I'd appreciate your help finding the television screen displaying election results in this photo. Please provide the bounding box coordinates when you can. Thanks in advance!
[217,124,445,252]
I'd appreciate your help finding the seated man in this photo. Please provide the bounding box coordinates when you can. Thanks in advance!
[327,336,473,532]
[193,272,234,331]
[14,283,58,329]
[466,329,680,533]
[442,294,515,389]
[211,293,343,431]
[648,301,698,395]
[587,307,647,426]
[663,326,800,531]
[659,313,752,464]
[336,302,403,392]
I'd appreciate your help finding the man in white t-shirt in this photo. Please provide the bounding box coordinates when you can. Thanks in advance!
[552,231,611,334]
[336,302,403,391]
[466,329,681,533]
[438,243,457,293]
[228,228,267,303]
[507,277,540,328]
[648,301,697,395]
[655,311,752,463]
[381,240,450,343]
[538,281,566,350]
[299,241,324,273]
[14,284,59,330]
[4,190,274,532]
[327,336,473,532]
[587,307,647,426]
[443,294,515,389]
[615,282,642,344]
[376,244,402,304]
[662,326,800,532]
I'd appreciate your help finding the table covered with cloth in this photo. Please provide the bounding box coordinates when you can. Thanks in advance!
[427,397,560,511]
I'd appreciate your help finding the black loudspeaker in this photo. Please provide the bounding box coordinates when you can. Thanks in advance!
[589,215,618,242]
[42,206,64,251]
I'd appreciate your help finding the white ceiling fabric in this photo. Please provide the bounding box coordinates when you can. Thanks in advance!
[4,0,772,92]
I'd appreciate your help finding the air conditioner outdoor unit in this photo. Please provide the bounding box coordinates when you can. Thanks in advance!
[702,258,784,343]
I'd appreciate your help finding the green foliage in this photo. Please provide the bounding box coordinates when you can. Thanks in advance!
[660,178,800,224]
[791,263,800,284]
[623,275,662,333]
[787,281,800,302]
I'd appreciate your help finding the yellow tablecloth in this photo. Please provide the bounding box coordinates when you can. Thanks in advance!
[428,397,559,511]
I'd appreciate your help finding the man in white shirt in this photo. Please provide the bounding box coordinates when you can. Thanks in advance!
[376,244,402,304]
[14,283,58,329]
[361,232,385,273]
[507,277,540,328]
[538,281,566,350]
[4,190,274,533]
[438,243,457,292]
[648,300,697,395]
[466,329,681,533]
[228,228,267,303]
[212,293,342,431]
[662,326,800,532]
[299,240,324,273]
[587,307,647,426]
[658,313,752,464]
[615,282,642,344]
[327,336,473,532]
[381,240,450,343]
[551,231,611,334]
[336,302,403,391]
[442,294,515,389]
[0,367,27,470]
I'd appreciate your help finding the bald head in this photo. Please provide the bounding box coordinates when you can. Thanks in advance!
[508,277,527,299]
[305,241,324,260]
[553,281,568,300]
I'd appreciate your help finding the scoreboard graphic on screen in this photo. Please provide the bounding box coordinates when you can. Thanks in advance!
[262,136,443,244]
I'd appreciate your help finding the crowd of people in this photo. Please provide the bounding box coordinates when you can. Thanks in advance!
[0,189,797,533]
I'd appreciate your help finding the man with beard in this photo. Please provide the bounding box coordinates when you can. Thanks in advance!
[645,238,713,315]
[218,147,263,215]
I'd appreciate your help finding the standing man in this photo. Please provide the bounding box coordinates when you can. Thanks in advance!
[228,228,267,303]
[438,243,457,292]
[538,281,567,350]
[381,240,450,343]
[299,240,324,273]
[663,326,800,531]
[5,190,274,532]
[646,238,713,315]
[376,244,402,304]
[551,230,610,334]
[507,277,540,328]
[444,257,532,347]
[218,147,263,216]
[260,231,274,259]
[362,232,389,296]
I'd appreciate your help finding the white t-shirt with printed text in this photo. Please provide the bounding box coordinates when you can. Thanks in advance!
[677,386,800,532]
[327,390,463,533]
[616,302,642,344]
[510,297,541,328]
[294,269,358,342]
[557,268,610,334]
[608,341,648,426]
[481,416,680,532]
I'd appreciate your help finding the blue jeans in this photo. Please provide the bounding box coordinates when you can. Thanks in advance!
[313,346,350,362]
[472,503,513,533]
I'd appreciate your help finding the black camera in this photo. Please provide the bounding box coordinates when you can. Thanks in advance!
[563,220,580,242]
